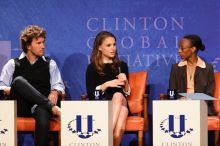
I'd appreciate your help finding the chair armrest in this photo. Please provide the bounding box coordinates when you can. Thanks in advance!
[159,93,168,100]
[214,100,220,113]
[81,94,88,100]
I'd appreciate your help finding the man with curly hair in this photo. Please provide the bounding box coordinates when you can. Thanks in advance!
[0,25,65,146]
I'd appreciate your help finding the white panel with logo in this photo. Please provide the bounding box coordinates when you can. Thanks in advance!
[61,101,113,146]
[153,100,207,146]
[0,101,17,146]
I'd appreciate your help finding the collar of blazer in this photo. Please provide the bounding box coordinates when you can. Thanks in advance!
[178,56,206,68]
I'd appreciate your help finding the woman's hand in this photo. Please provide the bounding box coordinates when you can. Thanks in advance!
[117,73,129,92]
[106,79,125,88]
[117,73,127,83]
[179,96,192,100]
[117,73,127,81]
[100,73,129,92]
[101,79,125,92]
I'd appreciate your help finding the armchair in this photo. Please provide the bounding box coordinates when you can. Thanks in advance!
[17,94,65,146]
[210,72,220,145]
[81,71,148,146]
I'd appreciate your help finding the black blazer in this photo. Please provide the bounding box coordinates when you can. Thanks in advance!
[169,62,216,116]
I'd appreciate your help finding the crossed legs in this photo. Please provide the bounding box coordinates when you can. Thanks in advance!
[112,92,128,146]
[10,76,60,146]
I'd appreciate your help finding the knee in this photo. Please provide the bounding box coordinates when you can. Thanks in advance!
[112,92,124,103]
[12,76,26,86]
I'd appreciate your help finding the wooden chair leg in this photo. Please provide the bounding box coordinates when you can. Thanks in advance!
[214,130,219,146]
[49,132,59,146]
[138,130,143,146]
[59,131,61,146]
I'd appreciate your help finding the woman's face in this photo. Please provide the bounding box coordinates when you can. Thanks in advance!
[178,38,196,60]
[99,37,116,61]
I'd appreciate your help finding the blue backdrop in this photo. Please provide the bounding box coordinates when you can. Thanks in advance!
[0,0,220,145]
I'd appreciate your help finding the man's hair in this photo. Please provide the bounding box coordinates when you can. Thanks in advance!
[20,25,46,53]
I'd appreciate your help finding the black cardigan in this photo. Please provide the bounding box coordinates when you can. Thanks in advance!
[86,61,128,100]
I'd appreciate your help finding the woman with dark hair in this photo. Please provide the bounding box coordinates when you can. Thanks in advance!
[86,31,129,146]
[169,34,217,145]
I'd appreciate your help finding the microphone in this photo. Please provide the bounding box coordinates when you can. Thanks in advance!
[118,66,121,74]
[118,66,125,88]
[167,89,178,100]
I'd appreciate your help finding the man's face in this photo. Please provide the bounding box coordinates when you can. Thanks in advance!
[27,37,45,57]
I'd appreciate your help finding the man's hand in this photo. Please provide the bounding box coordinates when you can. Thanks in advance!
[4,87,11,96]
[48,90,59,105]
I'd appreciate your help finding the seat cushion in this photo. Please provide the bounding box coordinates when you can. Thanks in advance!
[17,117,60,131]
[128,99,143,114]
[208,116,220,130]
[125,116,144,131]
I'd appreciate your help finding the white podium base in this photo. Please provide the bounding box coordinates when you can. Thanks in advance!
[61,101,113,146]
